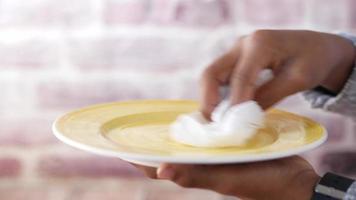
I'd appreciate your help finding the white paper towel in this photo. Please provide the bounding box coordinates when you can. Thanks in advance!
[169,69,274,147]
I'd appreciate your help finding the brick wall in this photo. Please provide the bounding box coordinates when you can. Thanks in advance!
[0,0,355,199]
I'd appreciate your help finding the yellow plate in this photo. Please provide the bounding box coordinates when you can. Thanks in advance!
[53,100,327,167]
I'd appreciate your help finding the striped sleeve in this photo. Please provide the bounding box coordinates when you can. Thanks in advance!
[345,182,356,200]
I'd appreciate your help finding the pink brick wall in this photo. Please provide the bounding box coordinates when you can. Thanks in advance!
[0,0,355,199]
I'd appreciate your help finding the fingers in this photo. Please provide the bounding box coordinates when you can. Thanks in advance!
[255,63,311,109]
[200,31,309,111]
[200,52,237,119]
[229,53,268,105]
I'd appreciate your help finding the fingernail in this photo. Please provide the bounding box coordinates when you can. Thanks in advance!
[157,166,174,179]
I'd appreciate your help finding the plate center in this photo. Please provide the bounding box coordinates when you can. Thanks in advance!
[100,112,280,154]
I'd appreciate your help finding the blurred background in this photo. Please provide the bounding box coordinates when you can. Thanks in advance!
[0,0,355,199]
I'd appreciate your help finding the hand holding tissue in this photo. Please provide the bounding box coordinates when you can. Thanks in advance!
[170,69,274,148]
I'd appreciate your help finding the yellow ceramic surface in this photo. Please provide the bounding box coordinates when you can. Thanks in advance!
[53,100,327,166]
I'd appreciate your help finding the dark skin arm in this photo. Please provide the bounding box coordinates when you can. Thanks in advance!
[134,30,356,200]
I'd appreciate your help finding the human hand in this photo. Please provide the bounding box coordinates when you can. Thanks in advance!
[134,156,319,200]
[200,30,355,118]
[132,109,320,199]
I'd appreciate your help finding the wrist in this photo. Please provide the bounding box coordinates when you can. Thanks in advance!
[321,33,356,93]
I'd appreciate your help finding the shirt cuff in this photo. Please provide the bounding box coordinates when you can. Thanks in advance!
[345,181,356,200]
